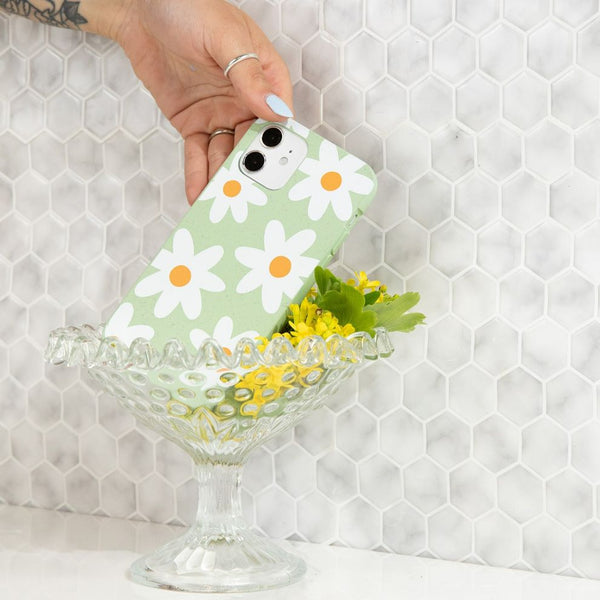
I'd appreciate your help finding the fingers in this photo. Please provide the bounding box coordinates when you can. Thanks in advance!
[207,10,294,122]
[227,56,293,122]
[253,35,294,116]
[181,4,296,202]
[207,131,235,182]
[185,131,238,205]
[184,133,209,204]
[205,123,253,193]
[234,118,255,146]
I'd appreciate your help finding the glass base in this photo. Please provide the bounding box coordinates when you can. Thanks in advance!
[129,526,306,593]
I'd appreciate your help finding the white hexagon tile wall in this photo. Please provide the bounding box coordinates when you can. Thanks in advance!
[2,0,600,580]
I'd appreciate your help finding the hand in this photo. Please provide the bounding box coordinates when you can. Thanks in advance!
[110,0,294,203]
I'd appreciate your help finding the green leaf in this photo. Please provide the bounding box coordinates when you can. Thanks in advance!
[391,291,420,313]
[314,266,341,299]
[319,284,380,334]
[314,266,328,296]
[389,312,426,332]
[318,283,364,325]
[352,309,378,333]
[363,291,381,306]
[365,292,426,332]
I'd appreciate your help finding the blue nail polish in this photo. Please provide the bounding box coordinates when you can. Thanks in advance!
[266,94,294,118]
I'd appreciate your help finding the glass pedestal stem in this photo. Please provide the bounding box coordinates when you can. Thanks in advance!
[129,458,306,592]
[193,461,246,543]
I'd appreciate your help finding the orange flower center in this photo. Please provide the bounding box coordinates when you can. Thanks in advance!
[320,171,342,191]
[223,179,242,197]
[269,255,292,278]
[169,265,192,287]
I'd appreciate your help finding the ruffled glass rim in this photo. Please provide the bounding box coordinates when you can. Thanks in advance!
[44,324,394,372]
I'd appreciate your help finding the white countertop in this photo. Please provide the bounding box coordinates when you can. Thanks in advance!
[2,505,600,599]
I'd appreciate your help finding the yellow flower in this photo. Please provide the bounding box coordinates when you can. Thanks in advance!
[289,297,319,327]
[240,367,275,388]
[239,400,261,417]
[234,364,297,413]
[347,271,381,292]
[285,298,355,346]
[296,364,324,387]
[347,271,388,303]
[255,335,270,352]
[255,331,294,352]
[306,286,317,300]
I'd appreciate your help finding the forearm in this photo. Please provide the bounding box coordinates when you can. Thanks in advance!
[0,0,127,39]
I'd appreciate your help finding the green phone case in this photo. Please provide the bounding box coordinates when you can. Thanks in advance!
[104,120,378,353]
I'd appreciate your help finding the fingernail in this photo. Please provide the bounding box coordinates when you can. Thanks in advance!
[266,93,294,118]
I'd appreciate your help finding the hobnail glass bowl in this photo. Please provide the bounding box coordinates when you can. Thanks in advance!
[45,324,393,593]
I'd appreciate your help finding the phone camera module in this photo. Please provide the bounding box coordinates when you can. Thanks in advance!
[243,151,265,172]
[261,127,283,148]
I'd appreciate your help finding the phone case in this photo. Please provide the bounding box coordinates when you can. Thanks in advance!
[104,120,377,353]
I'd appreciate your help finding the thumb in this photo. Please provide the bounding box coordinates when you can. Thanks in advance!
[226,55,294,122]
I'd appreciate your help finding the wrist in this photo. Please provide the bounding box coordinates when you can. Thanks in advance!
[78,0,131,40]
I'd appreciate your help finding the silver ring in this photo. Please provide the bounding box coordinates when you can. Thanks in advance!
[209,128,235,141]
[223,52,259,77]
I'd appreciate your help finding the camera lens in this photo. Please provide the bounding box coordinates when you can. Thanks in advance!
[243,151,265,172]
[261,127,283,148]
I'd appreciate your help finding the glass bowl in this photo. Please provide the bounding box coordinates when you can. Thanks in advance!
[45,324,393,593]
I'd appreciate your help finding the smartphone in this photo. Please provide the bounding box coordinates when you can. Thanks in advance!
[104,119,377,354]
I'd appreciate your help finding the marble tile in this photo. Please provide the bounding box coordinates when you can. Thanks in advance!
[428,506,472,560]
[345,32,385,88]
[474,511,521,567]
[302,35,340,90]
[432,27,476,85]
[403,457,447,514]
[456,74,500,132]
[503,72,548,131]
[525,121,572,182]
[450,460,495,518]
[409,77,453,133]
[426,412,470,469]
[504,0,550,30]
[523,516,570,574]
[410,0,452,35]
[281,0,318,44]
[5,3,600,582]
[388,29,429,86]
[322,0,363,41]
[430,220,475,277]
[366,0,407,39]
[480,24,525,81]
[528,21,573,80]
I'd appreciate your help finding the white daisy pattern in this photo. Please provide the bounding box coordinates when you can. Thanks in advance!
[200,151,267,223]
[104,302,155,346]
[190,316,259,354]
[135,228,225,320]
[235,220,318,314]
[288,138,375,221]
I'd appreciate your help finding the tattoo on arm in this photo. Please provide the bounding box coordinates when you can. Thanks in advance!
[0,0,88,29]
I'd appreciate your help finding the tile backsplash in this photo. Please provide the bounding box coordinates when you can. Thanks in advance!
[3,0,600,580]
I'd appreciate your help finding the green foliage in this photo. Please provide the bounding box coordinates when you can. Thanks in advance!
[363,291,381,306]
[317,282,378,333]
[311,267,425,335]
[314,266,340,297]
[365,294,426,332]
